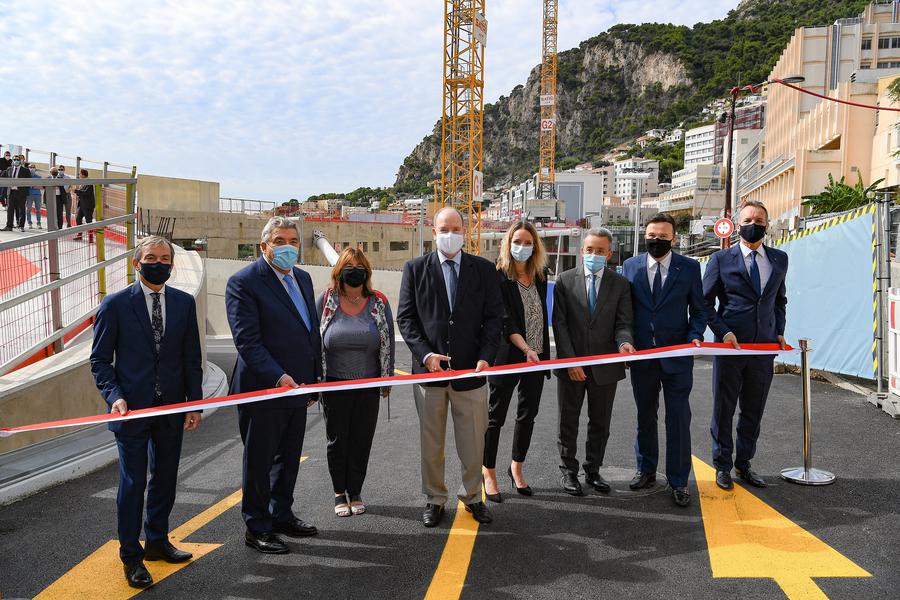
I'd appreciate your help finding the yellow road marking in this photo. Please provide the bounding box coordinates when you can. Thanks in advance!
[36,456,308,599]
[395,369,410,375]
[423,500,481,600]
[693,457,870,599]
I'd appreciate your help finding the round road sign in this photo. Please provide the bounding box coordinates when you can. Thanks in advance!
[714,218,734,239]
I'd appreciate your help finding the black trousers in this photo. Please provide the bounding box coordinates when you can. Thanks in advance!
[54,193,72,228]
[711,355,775,472]
[115,419,183,564]
[4,190,25,228]
[238,405,307,534]
[321,380,380,497]
[557,371,617,475]
[76,199,95,225]
[483,371,544,469]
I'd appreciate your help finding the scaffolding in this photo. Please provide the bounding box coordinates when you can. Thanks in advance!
[537,0,558,201]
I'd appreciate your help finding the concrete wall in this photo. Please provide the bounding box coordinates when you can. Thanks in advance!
[0,246,206,455]
[137,174,219,213]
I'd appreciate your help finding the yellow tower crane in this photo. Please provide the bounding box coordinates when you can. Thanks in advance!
[440,0,486,254]
[537,0,558,201]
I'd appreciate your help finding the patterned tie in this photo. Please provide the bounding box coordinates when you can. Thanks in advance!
[588,273,597,314]
[652,263,662,303]
[151,293,163,402]
[749,250,762,295]
[283,273,313,331]
[444,260,458,311]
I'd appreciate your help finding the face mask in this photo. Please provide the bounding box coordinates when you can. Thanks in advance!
[140,261,172,285]
[645,238,672,259]
[269,244,298,270]
[510,243,533,263]
[740,223,767,244]
[340,266,367,288]
[435,232,464,256]
[13,160,21,167]
[583,254,607,273]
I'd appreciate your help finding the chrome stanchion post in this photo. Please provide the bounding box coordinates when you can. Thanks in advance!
[781,338,835,485]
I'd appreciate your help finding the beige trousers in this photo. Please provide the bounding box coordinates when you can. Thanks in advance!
[414,383,489,506]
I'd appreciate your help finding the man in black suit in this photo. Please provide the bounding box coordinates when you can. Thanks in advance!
[553,228,635,496]
[2,155,30,231]
[0,150,11,207]
[397,207,503,527]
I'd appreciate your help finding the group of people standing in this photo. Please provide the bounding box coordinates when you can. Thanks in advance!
[89,202,786,588]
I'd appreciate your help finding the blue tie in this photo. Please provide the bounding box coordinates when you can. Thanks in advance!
[444,260,458,310]
[588,274,597,314]
[652,263,662,303]
[283,273,312,331]
[749,250,762,295]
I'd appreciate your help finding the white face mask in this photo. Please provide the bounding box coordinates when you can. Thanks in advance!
[435,232,464,256]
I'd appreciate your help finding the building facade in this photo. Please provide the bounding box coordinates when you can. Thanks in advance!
[684,124,716,166]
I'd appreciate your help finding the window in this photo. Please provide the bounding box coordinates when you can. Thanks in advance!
[879,37,891,49]
[893,37,900,49]
[373,241,380,252]
[862,38,872,50]
[390,241,409,252]
[361,242,368,252]
[237,244,256,260]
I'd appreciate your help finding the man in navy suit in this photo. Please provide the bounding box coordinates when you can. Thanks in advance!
[703,200,788,491]
[226,216,321,555]
[622,213,707,507]
[90,235,203,588]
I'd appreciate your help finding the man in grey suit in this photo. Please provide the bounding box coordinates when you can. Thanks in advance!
[552,228,635,495]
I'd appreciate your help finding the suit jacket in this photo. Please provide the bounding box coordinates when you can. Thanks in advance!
[90,282,203,435]
[2,165,31,195]
[397,251,503,391]
[622,252,707,374]
[226,257,322,408]
[490,269,552,386]
[552,265,634,385]
[702,244,788,343]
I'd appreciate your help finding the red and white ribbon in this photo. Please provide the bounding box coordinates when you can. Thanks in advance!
[0,343,794,437]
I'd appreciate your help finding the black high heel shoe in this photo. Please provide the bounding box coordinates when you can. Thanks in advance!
[508,466,533,496]
[482,475,502,503]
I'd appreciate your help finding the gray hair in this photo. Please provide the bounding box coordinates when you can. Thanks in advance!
[583,227,614,245]
[134,235,175,261]
[261,216,300,243]
[740,199,769,220]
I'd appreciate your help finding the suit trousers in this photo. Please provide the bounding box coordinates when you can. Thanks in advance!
[631,360,693,488]
[54,193,72,228]
[483,371,545,469]
[414,382,488,506]
[115,419,184,564]
[5,191,25,228]
[238,405,307,534]
[557,372,617,475]
[711,355,775,472]
[321,381,380,497]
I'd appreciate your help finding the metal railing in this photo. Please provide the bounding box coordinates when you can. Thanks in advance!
[0,174,137,375]
[219,197,277,214]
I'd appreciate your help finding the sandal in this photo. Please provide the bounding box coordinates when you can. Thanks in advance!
[334,493,351,517]
[349,495,367,515]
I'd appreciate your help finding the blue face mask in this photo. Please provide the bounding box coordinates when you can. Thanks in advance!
[583,254,607,273]
[270,244,298,270]
[510,243,533,263]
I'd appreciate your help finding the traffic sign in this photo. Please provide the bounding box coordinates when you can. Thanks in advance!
[714,217,734,239]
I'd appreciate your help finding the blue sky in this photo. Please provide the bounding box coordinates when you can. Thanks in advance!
[0,0,737,202]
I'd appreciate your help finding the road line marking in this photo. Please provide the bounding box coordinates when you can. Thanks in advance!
[35,456,308,599]
[693,457,870,599]
[423,501,481,600]
[395,369,410,375]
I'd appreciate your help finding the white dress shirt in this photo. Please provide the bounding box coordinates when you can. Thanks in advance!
[647,251,672,288]
[583,262,604,299]
[438,250,462,310]
[739,242,772,291]
[139,280,166,331]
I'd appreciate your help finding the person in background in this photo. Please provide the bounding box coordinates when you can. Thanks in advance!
[89,235,203,589]
[0,150,11,207]
[26,164,42,229]
[317,247,394,517]
[703,200,788,491]
[1,155,31,232]
[74,168,96,241]
[553,228,635,496]
[482,221,551,502]
[51,164,73,230]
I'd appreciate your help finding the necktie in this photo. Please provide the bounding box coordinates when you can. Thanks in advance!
[151,293,164,402]
[444,260,458,311]
[652,263,662,303]
[588,273,597,314]
[749,250,762,295]
[283,273,312,331]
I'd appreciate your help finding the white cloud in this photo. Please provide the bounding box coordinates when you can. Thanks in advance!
[0,0,737,200]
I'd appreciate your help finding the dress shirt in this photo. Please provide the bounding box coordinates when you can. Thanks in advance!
[438,250,462,310]
[647,251,672,288]
[139,280,166,332]
[583,262,605,299]
[739,242,771,291]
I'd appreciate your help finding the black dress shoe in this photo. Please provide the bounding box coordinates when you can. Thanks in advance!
[123,562,153,588]
[716,470,734,490]
[507,467,533,496]
[672,486,691,507]
[144,540,193,563]
[629,471,656,490]
[560,472,583,496]
[273,517,318,537]
[483,475,502,503]
[0,227,12,232]
[736,467,768,488]
[245,530,290,554]
[465,501,493,524]
[584,472,611,493]
[423,503,444,528]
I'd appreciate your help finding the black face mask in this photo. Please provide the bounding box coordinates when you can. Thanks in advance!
[140,261,172,285]
[340,266,367,288]
[740,223,767,244]
[645,238,672,259]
